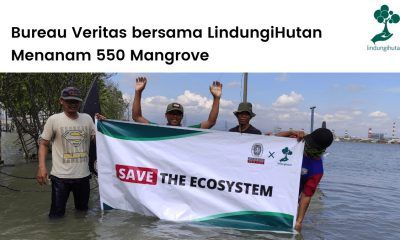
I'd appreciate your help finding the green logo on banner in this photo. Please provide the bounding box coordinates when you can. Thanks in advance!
[280,147,292,162]
[371,5,400,44]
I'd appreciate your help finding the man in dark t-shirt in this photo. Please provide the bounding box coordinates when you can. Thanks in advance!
[229,102,261,135]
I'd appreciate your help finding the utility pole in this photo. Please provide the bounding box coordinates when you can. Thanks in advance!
[243,73,248,103]
[310,106,316,133]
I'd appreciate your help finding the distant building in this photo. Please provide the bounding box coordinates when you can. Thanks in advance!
[392,122,396,139]
[370,133,385,140]
[273,127,282,134]
[344,129,350,139]
[368,128,372,138]
[368,127,385,140]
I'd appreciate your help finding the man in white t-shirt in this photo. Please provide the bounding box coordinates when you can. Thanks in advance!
[36,86,95,218]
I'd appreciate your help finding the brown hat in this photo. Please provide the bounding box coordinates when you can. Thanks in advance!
[233,102,256,117]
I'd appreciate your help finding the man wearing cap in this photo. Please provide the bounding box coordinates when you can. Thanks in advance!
[36,87,96,218]
[277,128,333,232]
[132,77,222,129]
[229,102,262,134]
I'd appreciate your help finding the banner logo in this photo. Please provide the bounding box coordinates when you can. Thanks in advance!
[248,143,266,165]
[251,143,263,157]
[371,5,399,44]
[279,147,293,163]
[116,164,158,185]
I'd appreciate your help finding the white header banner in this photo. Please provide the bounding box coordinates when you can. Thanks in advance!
[1,0,399,72]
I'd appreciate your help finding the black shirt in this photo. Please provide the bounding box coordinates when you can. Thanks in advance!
[229,125,262,135]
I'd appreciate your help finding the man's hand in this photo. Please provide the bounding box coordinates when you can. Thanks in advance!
[275,130,304,142]
[295,221,302,232]
[36,166,48,185]
[209,81,222,99]
[135,77,147,92]
[95,113,106,120]
[290,131,305,142]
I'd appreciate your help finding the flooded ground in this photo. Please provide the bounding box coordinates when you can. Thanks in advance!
[1,141,400,239]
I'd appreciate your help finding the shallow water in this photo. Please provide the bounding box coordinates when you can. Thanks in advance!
[1,141,399,239]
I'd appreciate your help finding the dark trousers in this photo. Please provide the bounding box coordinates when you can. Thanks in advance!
[49,175,91,218]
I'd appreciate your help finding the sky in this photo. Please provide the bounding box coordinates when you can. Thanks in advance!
[110,73,400,138]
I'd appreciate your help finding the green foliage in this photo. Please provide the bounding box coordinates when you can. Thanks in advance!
[99,79,127,119]
[0,73,125,141]
[374,5,399,24]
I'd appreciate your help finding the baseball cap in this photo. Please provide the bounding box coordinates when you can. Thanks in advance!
[166,102,184,114]
[304,128,334,151]
[61,87,83,102]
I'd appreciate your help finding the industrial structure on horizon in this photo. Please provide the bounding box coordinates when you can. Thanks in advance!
[334,122,399,144]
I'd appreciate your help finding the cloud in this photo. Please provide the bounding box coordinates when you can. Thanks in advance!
[250,104,310,132]
[322,113,353,122]
[176,90,210,108]
[277,113,291,121]
[175,90,234,110]
[143,96,173,107]
[122,93,132,103]
[352,110,362,115]
[385,87,400,93]
[330,84,364,93]
[140,91,234,122]
[345,84,364,92]
[272,91,304,108]
[137,90,308,132]
[226,81,241,88]
[124,88,391,138]
[319,109,364,123]
[331,84,340,90]
[369,111,388,118]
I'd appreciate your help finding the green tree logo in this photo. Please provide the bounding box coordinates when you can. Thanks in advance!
[280,147,292,162]
[371,5,400,44]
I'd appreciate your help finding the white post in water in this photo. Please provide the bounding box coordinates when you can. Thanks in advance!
[310,106,316,133]
[243,73,248,103]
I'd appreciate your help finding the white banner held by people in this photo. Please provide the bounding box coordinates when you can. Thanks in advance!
[96,120,304,232]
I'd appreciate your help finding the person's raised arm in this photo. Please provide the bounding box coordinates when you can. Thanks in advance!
[132,77,150,124]
[275,130,305,142]
[200,81,222,129]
